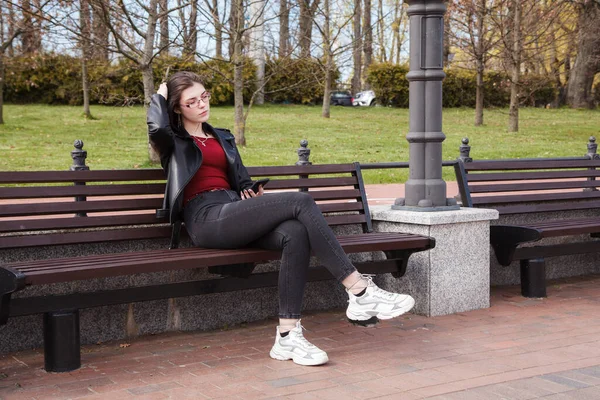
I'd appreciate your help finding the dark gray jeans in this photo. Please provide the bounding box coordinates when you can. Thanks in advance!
[183,189,357,319]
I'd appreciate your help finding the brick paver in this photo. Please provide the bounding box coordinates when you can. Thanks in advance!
[1,274,599,399]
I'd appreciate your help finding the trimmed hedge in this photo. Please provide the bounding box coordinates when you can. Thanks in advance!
[4,54,257,106]
[366,62,556,108]
[4,54,559,108]
[264,57,339,104]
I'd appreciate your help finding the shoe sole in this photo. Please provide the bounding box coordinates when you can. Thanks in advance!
[269,348,329,366]
[346,296,415,322]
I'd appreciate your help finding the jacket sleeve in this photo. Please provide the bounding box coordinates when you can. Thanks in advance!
[147,94,175,165]
[237,151,254,191]
[225,133,253,190]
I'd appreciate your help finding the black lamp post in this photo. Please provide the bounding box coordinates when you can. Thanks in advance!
[394,0,458,211]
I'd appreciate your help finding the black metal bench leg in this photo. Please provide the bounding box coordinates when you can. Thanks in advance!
[43,310,81,372]
[520,258,547,298]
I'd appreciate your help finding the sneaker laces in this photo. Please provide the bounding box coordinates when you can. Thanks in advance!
[292,324,316,349]
[362,274,396,300]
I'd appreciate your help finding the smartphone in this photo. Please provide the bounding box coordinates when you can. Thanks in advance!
[249,178,270,193]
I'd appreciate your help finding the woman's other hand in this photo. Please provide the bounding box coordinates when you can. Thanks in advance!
[240,185,264,200]
[157,82,168,99]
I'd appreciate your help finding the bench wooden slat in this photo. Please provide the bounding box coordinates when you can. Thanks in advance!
[0,169,165,183]
[472,190,600,205]
[324,214,367,226]
[469,180,600,193]
[0,214,166,233]
[0,198,163,217]
[317,202,363,213]
[466,169,600,182]
[308,189,361,201]
[0,183,166,199]
[246,164,357,176]
[7,233,433,285]
[263,177,357,190]
[492,200,600,215]
[464,159,600,171]
[11,232,427,272]
[1,226,171,249]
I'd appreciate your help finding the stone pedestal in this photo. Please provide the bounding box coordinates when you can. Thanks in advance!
[370,206,499,317]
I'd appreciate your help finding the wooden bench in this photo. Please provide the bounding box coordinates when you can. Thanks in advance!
[0,151,435,372]
[455,137,600,298]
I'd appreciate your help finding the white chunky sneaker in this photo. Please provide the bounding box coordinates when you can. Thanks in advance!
[346,275,415,323]
[269,321,329,366]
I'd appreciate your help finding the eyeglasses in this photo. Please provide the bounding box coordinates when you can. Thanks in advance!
[182,92,211,108]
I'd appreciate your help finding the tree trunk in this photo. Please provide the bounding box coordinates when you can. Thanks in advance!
[250,0,265,105]
[508,0,521,133]
[91,1,109,60]
[475,61,484,126]
[298,0,319,58]
[0,54,4,124]
[5,2,16,57]
[182,0,198,58]
[82,58,91,119]
[443,4,451,67]
[143,0,160,162]
[80,0,92,119]
[204,0,221,58]
[474,1,485,126]
[351,0,362,95]
[377,0,386,62]
[232,0,246,145]
[279,0,289,58]
[363,0,372,88]
[159,0,169,54]
[566,1,600,109]
[20,0,36,55]
[321,0,331,118]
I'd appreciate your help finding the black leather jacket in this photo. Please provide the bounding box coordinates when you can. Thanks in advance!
[147,93,253,227]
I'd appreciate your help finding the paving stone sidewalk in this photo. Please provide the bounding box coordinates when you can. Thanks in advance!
[1,274,599,400]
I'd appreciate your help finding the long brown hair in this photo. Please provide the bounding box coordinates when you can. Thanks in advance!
[166,71,205,131]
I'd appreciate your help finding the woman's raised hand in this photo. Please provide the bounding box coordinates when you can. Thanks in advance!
[157,82,168,99]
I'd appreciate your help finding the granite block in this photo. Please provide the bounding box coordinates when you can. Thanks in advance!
[371,206,498,317]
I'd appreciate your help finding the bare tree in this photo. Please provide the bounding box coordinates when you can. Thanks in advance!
[362,0,372,87]
[0,18,22,124]
[80,0,92,119]
[452,0,501,126]
[351,0,361,94]
[20,0,41,55]
[312,0,356,117]
[279,0,290,57]
[566,0,600,109]
[179,0,198,57]
[203,0,223,58]
[376,0,386,62]
[159,0,170,55]
[298,0,320,58]
[507,0,521,132]
[86,0,186,161]
[90,0,109,60]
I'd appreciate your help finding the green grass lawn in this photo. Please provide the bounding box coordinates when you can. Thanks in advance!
[1,104,598,183]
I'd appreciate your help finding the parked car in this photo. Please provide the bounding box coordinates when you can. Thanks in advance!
[353,90,376,106]
[330,91,353,106]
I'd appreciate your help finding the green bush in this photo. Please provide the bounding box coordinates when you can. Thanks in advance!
[3,53,257,106]
[264,57,336,105]
[365,62,410,107]
[366,62,554,108]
